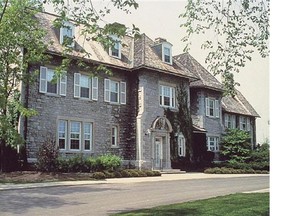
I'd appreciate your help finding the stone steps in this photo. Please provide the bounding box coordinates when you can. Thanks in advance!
[160,169,186,174]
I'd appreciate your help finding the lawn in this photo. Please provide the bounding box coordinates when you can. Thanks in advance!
[115,193,269,216]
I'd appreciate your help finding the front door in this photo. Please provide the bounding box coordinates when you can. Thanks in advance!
[154,137,163,169]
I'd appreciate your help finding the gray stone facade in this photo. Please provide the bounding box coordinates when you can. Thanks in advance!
[136,69,190,170]
[25,60,137,162]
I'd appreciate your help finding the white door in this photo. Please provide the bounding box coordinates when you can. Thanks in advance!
[155,137,163,169]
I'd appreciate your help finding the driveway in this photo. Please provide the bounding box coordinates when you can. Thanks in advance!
[0,174,269,216]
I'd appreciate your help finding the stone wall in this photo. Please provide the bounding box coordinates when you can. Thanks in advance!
[25,60,137,161]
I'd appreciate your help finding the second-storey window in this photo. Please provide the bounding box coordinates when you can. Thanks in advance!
[207,136,219,152]
[224,113,236,129]
[159,85,176,108]
[239,116,251,131]
[74,73,98,100]
[206,98,219,118]
[39,66,67,96]
[104,79,126,104]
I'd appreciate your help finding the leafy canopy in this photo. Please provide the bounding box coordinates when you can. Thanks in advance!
[180,0,270,96]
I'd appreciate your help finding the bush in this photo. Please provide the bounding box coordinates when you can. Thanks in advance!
[204,167,269,174]
[97,154,122,171]
[36,138,59,172]
[92,172,106,179]
[120,169,132,177]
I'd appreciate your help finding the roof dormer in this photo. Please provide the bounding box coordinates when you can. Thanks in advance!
[154,37,173,65]
[109,35,122,59]
[60,21,75,48]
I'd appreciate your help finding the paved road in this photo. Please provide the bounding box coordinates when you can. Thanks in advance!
[0,175,269,216]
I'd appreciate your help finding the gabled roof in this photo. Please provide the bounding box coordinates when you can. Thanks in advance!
[36,12,198,80]
[222,90,260,117]
[174,53,223,91]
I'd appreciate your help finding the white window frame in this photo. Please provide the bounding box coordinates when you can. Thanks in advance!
[159,85,176,108]
[205,98,219,118]
[239,116,251,131]
[74,73,98,100]
[39,66,67,96]
[177,133,186,157]
[109,35,121,59]
[104,78,126,104]
[60,21,75,48]
[57,119,93,152]
[162,42,172,65]
[224,113,236,129]
[70,121,81,151]
[58,120,67,150]
[111,125,119,147]
[207,136,220,152]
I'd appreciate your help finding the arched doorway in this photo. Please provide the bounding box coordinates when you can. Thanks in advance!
[150,116,172,170]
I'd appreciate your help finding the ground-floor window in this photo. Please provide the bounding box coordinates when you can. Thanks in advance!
[207,136,220,152]
[177,133,186,157]
[111,125,119,147]
[57,119,93,152]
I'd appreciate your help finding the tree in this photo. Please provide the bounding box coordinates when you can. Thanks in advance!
[220,129,251,163]
[180,0,270,96]
[0,0,139,172]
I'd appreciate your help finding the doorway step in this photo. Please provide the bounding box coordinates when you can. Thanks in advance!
[160,169,186,174]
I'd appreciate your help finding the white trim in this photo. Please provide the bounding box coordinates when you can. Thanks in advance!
[159,85,176,108]
[74,73,81,98]
[59,72,67,96]
[109,35,121,59]
[91,77,98,101]
[120,81,126,104]
[162,42,172,64]
[39,66,47,93]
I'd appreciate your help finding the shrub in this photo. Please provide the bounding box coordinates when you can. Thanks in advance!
[97,154,122,171]
[204,167,269,174]
[120,169,132,177]
[92,172,106,179]
[152,170,161,176]
[220,129,251,163]
[36,138,59,172]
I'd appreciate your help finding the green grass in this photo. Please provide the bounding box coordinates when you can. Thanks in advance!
[115,193,269,216]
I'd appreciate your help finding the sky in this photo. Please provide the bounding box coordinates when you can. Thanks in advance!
[96,0,270,144]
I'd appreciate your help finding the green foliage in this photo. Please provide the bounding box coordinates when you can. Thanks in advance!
[204,167,269,174]
[97,154,122,171]
[220,129,251,163]
[36,138,59,172]
[180,0,270,96]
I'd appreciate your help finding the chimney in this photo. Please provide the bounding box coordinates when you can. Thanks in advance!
[155,37,167,44]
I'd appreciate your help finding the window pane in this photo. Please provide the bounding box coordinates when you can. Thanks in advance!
[71,122,80,132]
[164,96,170,106]
[84,140,90,150]
[47,81,57,94]
[80,87,90,98]
[70,140,80,149]
[59,139,65,149]
[111,92,118,102]
[80,75,89,88]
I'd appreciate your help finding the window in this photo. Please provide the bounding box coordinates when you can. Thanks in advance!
[224,114,236,129]
[57,120,93,151]
[39,66,67,96]
[70,121,81,150]
[205,98,219,118]
[207,136,219,152]
[74,73,98,100]
[177,133,186,157]
[239,116,251,131]
[83,123,92,151]
[104,79,126,104]
[58,120,67,150]
[159,85,176,108]
[111,126,119,147]
[60,21,75,47]
[109,35,121,59]
[162,42,172,64]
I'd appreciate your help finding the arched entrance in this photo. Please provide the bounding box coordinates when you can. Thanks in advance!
[150,116,172,170]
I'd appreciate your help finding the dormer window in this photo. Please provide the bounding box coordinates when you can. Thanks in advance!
[60,21,75,48]
[162,42,172,65]
[109,35,121,59]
